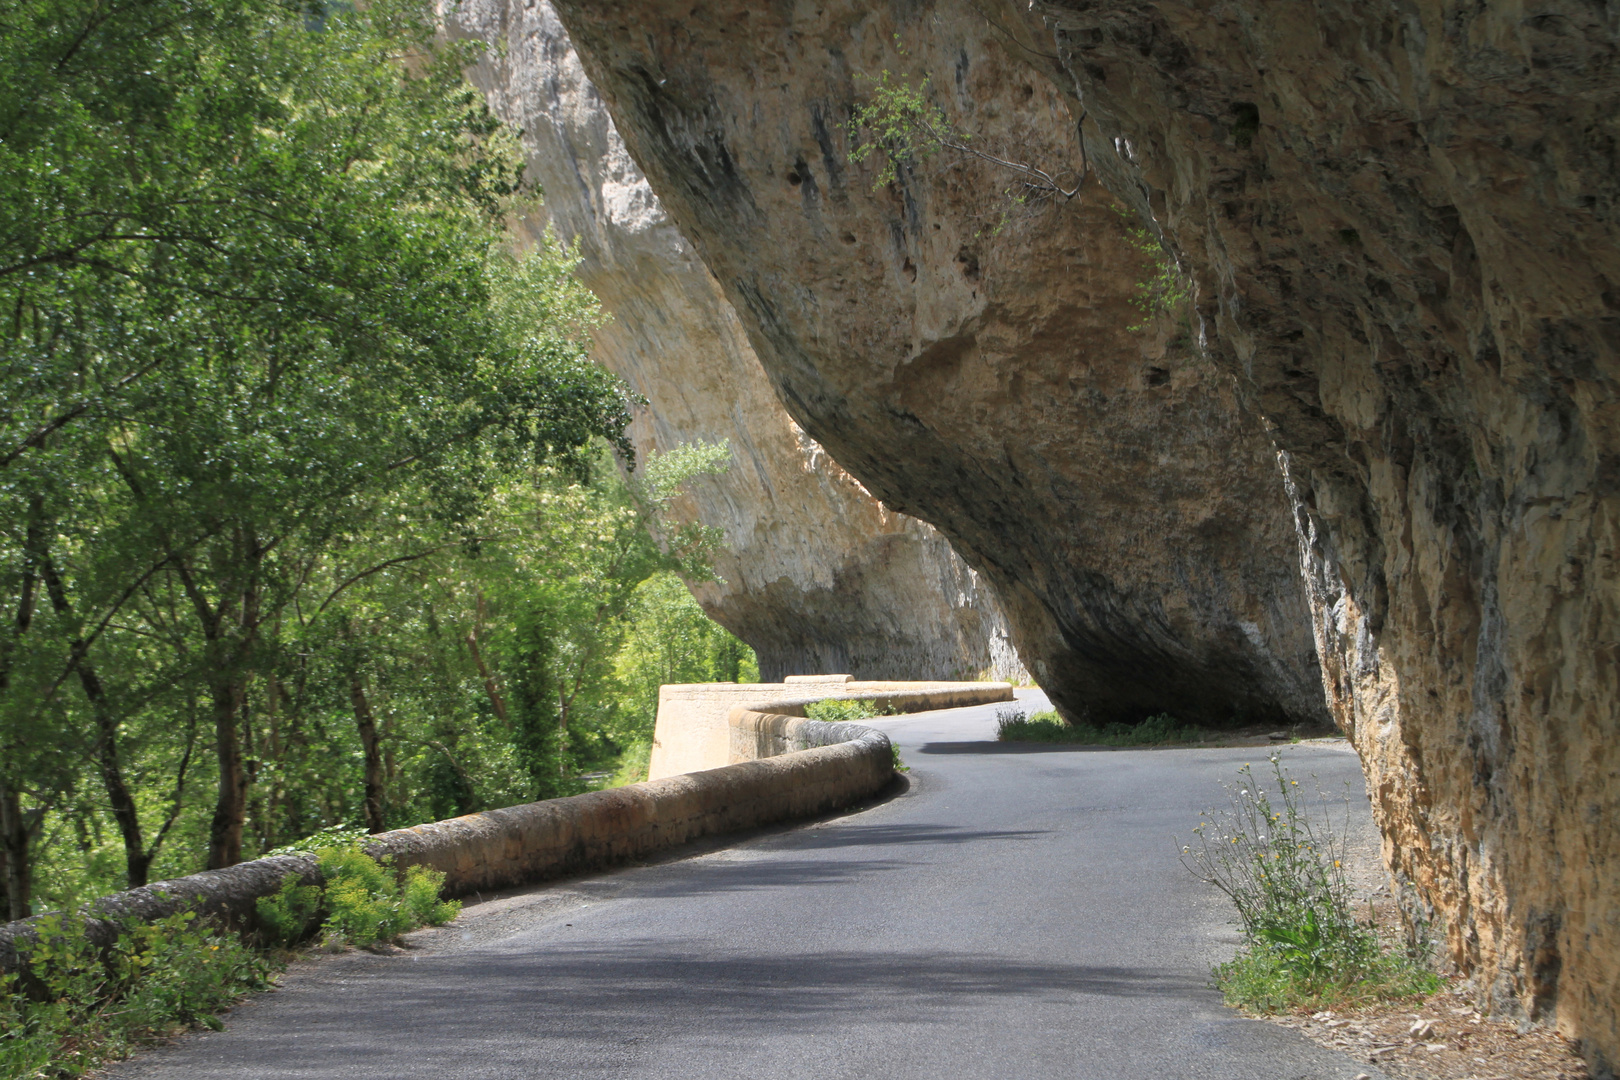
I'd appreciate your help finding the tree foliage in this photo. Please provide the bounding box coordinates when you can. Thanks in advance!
[0,0,757,921]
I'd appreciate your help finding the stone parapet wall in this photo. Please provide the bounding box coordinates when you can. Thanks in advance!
[0,681,952,971]
[651,676,1014,779]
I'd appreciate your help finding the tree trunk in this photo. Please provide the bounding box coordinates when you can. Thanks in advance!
[197,539,260,871]
[349,674,386,834]
[38,555,150,887]
[205,668,248,869]
[265,677,284,847]
[465,625,509,724]
[0,779,31,921]
[84,656,150,887]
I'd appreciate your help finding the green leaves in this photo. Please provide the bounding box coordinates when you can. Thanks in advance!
[0,0,637,906]
[847,72,955,189]
[1186,755,1439,1010]
[255,845,459,950]
[2,908,277,1076]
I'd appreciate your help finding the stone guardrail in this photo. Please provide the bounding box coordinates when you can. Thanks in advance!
[0,680,1012,969]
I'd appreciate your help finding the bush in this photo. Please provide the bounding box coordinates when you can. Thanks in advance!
[264,824,373,858]
[1,910,278,1078]
[804,698,882,723]
[996,708,1202,746]
[606,740,652,788]
[255,844,459,950]
[256,875,322,946]
[1183,755,1439,1010]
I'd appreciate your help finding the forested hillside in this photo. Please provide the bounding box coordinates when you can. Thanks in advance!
[0,0,752,921]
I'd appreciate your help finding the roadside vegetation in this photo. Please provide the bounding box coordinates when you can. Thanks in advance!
[1182,756,1439,1012]
[1,0,755,931]
[803,699,884,723]
[2,830,457,1079]
[2,908,278,1079]
[255,832,460,951]
[995,708,1205,746]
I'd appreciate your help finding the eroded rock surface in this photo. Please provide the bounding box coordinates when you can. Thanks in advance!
[540,2,1328,733]
[446,0,1024,681]
[540,0,1618,1072]
[1018,1,1619,1070]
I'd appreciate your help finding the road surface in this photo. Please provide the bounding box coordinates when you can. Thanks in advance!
[112,690,1388,1080]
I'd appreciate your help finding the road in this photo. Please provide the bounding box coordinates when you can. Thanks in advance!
[113,690,1388,1080]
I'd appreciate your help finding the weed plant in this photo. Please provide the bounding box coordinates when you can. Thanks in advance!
[256,844,459,949]
[1182,754,1438,1011]
[995,708,1202,746]
[0,910,277,1078]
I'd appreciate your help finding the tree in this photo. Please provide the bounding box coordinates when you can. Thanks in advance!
[0,0,632,893]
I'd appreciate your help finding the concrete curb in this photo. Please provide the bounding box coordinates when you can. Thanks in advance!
[0,682,1006,968]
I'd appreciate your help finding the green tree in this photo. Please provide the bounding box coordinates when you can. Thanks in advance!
[0,0,631,904]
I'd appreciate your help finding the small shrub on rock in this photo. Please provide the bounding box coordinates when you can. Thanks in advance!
[997,708,1201,746]
[804,698,881,723]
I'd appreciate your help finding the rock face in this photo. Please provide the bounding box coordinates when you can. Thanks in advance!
[538,1,1329,733]
[445,0,1024,682]
[546,0,1620,1071]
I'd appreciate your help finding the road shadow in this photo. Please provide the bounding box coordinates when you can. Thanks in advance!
[768,823,1049,850]
[613,825,1048,900]
[610,856,913,898]
[108,946,1209,1077]
[918,740,1110,755]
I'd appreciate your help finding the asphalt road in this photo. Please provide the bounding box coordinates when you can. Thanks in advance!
[112,690,1390,1080]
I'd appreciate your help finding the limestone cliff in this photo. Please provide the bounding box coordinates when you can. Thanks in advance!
[445,0,1024,682]
[539,1,1329,732]
[546,0,1620,1072]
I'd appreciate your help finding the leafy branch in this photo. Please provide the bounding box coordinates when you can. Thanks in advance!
[847,71,1088,200]
[1110,205,1194,334]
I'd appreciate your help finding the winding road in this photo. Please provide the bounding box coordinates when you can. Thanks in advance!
[112,690,1390,1080]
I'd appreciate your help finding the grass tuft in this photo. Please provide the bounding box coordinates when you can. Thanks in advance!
[1212,937,1438,1013]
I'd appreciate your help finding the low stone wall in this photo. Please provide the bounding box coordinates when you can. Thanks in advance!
[1,678,998,969]
[650,675,1014,778]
